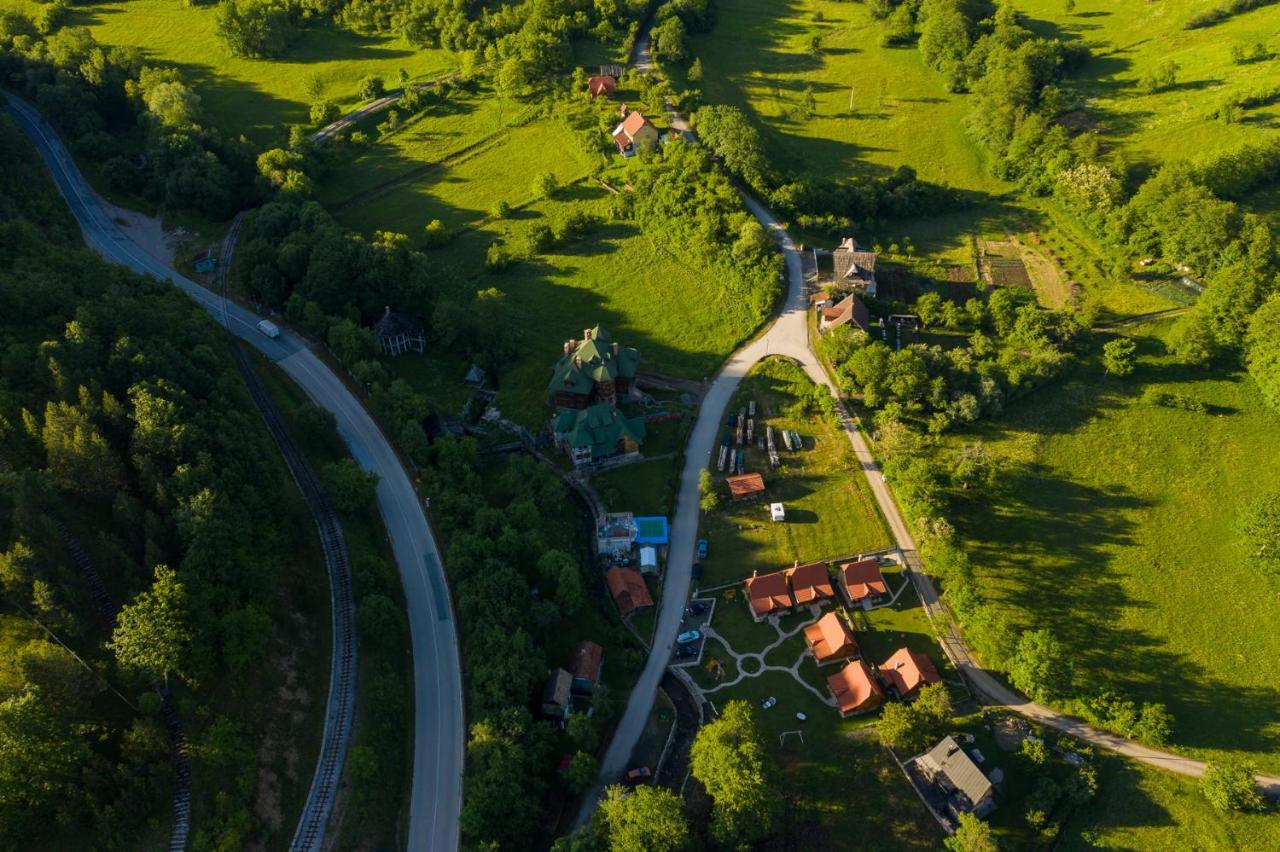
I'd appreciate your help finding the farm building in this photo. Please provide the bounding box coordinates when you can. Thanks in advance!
[914,736,997,819]
[540,668,574,721]
[839,557,888,609]
[568,641,603,696]
[878,646,942,700]
[827,659,885,716]
[612,107,659,155]
[787,560,835,606]
[821,294,870,333]
[551,404,645,468]
[587,74,616,97]
[832,237,878,296]
[803,611,859,665]
[744,570,793,621]
[373,306,427,355]
[548,326,641,410]
[639,546,658,573]
[725,472,766,500]
[605,566,653,618]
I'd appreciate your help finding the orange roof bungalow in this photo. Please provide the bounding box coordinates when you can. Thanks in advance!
[803,611,859,665]
[827,659,885,717]
[787,560,835,606]
[725,472,765,501]
[744,570,792,622]
[839,557,888,610]
[612,106,659,156]
[588,75,616,97]
[878,646,942,700]
[605,566,653,618]
[569,640,603,695]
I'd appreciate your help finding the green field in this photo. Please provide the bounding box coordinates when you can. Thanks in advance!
[948,318,1280,771]
[699,358,892,587]
[688,0,1008,196]
[1011,0,1280,168]
[4,0,455,142]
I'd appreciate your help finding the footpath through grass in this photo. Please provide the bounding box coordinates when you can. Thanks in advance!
[948,318,1280,771]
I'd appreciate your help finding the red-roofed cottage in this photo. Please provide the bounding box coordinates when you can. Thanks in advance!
[839,557,889,609]
[827,659,885,716]
[612,107,659,155]
[744,570,792,622]
[803,611,859,665]
[787,560,835,606]
[878,646,942,700]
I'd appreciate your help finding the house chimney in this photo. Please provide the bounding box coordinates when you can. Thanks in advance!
[384,305,391,316]
[564,340,572,355]
[584,328,592,340]
[574,356,583,369]
[619,103,628,118]
[611,341,619,356]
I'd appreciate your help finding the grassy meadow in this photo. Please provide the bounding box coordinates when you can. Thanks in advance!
[698,358,892,586]
[687,0,1008,196]
[1011,0,1280,169]
[947,317,1280,771]
[3,0,456,143]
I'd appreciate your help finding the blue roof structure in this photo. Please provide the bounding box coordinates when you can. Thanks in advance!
[634,516,669,545]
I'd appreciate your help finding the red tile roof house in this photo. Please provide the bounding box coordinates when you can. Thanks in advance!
[605,566,653,618]
[839,557,889,610]
[612,106,659,156]
[588,74,616,97]
[827,659,885,716]
[744,570,793,622]
[803,611,859,665]
[821,294,871,334]
[725,472,766,501]
[569,640,603,696]
[878,646,942,700]
[786,560,835,607]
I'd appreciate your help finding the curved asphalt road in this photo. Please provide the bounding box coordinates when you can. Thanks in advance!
[577,96,1280,815]
[5,94,466,849]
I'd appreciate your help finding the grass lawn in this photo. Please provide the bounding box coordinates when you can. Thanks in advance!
[946,318,1280,771]
[698,358,891,586]
[6,0,456,144]
[1010,0,1280,170]
[593,457,680,518]
[686,0,1007,197]
[379,346,477,416]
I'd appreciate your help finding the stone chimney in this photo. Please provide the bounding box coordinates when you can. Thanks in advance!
[611,341,619,356]
[563,340,572,355]
[574,356,583,369]
[583,328,592,340]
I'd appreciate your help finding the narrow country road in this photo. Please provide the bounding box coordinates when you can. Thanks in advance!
[6,94,467,849]
[576,68,1279,819]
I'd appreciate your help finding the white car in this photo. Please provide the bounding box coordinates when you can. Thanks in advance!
[760,696,777,710]
[256,319,281,339]
[769,502,786,522]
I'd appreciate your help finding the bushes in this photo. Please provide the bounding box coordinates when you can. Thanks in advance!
[214,0,303,59]
[1201,760,1265,811]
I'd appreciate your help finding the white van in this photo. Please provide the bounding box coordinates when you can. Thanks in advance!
[256,319,281,339]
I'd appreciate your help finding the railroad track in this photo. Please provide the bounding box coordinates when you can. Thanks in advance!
[217,216,358,851]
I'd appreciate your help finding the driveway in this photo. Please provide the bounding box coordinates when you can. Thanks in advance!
[6,94,467,850]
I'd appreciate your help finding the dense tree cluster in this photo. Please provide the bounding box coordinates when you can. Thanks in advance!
[420,441,639,849]
[0,25,256,218]
[693,102,964,233]
[0,117,308,848]
[612,139,783,328]
[690,700,780,847]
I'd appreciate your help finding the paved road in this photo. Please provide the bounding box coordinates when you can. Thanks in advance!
[6,94,467,849]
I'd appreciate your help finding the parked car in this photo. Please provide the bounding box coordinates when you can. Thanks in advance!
[626,766,652,782]
[692,562,704,581]
[685,602,709,616]
[675,644,698,659]
[760,696,777,710]
[696,539,708,559]
[677,629,702,644]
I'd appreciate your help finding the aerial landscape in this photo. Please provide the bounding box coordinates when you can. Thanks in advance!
[1,0,1278,849]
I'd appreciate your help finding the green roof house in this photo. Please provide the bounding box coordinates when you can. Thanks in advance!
[547,326,641,410]
[552,404,646,468]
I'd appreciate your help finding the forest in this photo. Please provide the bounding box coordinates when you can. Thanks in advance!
[0,114,324,849]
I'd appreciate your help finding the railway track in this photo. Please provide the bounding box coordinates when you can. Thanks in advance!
[217,216,358,851]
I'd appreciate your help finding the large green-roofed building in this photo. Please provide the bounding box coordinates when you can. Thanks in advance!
[552,403,646,468]
[547,325,641,411]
